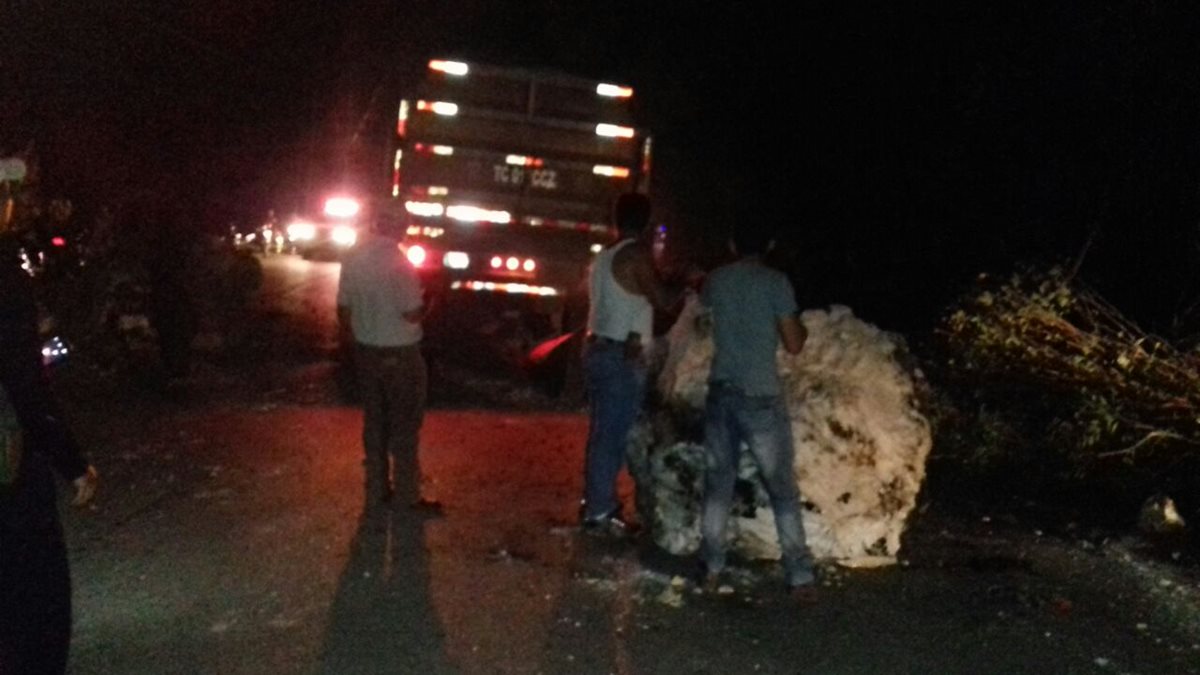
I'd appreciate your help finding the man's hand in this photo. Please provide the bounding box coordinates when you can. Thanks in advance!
[71,464,99,507]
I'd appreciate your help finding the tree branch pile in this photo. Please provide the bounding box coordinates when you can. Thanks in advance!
[939,267,1200,463]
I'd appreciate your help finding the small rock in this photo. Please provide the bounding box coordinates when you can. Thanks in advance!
[1136,623,1148,632]
[1094,657,1110,668]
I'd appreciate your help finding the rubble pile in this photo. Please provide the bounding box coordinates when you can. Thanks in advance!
[630,300,932,567]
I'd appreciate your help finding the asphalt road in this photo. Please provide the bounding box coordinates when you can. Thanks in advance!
[57,254,1200,674]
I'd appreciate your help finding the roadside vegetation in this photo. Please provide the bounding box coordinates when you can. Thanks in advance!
[925,264,1198,560]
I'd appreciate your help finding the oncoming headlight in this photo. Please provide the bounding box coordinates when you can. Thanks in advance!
[331,226,358,247]
[287,222,317,241]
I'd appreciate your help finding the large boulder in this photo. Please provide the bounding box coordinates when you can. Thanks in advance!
[629,299,932,568]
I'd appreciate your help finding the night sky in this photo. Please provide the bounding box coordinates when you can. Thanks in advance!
[6,2,1200,331]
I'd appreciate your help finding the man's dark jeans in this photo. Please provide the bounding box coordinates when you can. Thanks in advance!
[581,339,646,521]
[355,344,426,504]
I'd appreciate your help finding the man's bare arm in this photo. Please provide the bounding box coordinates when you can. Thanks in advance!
[629,245,684,311]
[778,315,807,355]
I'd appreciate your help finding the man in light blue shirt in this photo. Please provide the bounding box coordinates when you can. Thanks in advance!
[698,225,815,599]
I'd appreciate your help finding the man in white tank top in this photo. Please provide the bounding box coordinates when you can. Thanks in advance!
[580,194,683,535]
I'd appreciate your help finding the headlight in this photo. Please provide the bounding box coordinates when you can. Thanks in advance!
[331,226,357,247]
[41,336,69,367]
[287,222,316,241]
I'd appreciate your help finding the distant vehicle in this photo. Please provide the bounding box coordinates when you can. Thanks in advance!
[388,58,653,337]
[286,197,362,260]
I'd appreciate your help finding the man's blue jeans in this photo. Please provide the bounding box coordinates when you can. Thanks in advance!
[581,340,646,521]
[700,383,814,586]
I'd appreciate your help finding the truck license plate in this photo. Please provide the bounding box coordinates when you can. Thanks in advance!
[493,165,558,190]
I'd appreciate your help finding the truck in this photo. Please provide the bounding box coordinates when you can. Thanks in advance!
[387,58,653,346]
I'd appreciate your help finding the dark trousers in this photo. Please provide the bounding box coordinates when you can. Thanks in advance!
[355,344,426,503]
[1,468,72,675]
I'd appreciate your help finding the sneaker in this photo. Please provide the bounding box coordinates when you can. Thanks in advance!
[581,512,636,538]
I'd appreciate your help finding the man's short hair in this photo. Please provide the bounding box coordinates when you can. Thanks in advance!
[613,193,651,234]
[732,225,774,256]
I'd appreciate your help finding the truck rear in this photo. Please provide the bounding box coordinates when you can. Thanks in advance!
[388,59,652,341]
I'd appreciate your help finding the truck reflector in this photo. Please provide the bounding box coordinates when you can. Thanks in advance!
[595,123,634,138]
[451,280,558,297]
[505,155,543,167]
[429,60,469,76]
[432,145,454,156]
[416,100,459,116]
[447,205,511,224]
[428,186,449,196]
[592,165,630,178]
[397,100,409,136]
[405,201,445,217]
[596,83,633,98]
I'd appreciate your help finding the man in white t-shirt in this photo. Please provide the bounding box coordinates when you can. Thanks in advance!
[337,214,435,512]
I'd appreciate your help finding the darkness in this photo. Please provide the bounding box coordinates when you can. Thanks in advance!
[5,1,1200,332]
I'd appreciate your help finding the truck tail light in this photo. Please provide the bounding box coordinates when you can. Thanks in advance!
[443,251,470,269]
[429,60,469,76]
[522,259,536,272]
[595,123,634,138]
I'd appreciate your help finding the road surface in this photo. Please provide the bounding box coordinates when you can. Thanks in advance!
[56,254,1200,674]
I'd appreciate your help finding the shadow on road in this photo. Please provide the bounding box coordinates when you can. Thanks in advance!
[320,508,454,674]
